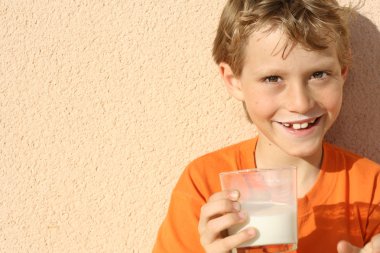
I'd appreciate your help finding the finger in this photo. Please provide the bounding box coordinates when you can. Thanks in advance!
[207,227,257,253]
[371,234,380,253]
[200,211,247,245]
[208,190,240,203]
[337,240,361,253]
[199,195,240,233]
[199,199,240,233]
[200,198,240,220]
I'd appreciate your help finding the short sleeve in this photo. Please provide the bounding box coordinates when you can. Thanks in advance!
[152,164,207,253]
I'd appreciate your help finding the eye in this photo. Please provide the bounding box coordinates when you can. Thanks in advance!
[311,71,328,79]
[264,76,282,83]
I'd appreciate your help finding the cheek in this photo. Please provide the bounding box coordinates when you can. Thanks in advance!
[245,96,278,120]
[323,87,343,112]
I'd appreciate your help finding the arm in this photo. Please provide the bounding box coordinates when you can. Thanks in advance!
[338,161,380,253]
[152,188,205,253]
[153,160,256,253]
[152,162,215,253]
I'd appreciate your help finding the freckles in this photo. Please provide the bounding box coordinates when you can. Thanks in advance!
[319,88,343,111]
[322,100,341,113]
[327,94,343,109]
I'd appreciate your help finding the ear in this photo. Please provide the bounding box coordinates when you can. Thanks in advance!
[341,65,349,82]
[219,62,245,101]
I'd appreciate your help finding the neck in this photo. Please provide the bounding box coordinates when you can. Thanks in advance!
[254,134,323,197]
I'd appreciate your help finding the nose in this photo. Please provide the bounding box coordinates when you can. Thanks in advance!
[284,82,314,114]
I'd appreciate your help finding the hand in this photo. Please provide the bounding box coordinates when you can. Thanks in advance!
[337,234,380,253]
[198,190,256,253]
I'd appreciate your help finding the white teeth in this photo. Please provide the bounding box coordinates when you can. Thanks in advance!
[292,122,309,130]
[293,123,301,130]
[280,117,319,130]
[281,120,315,129]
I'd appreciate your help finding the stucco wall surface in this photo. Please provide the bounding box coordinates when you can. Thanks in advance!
[0,0,379,252]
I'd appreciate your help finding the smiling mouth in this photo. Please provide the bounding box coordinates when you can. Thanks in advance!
[277,116,322,130]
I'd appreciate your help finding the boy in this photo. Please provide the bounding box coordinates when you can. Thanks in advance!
[153,0,380,252]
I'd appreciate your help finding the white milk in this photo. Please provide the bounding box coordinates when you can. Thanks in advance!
[229,201,297,248]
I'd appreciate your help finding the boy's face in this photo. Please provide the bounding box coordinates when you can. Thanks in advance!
[220,28,348,158]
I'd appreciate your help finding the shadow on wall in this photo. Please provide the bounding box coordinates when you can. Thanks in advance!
[326,13,380,163]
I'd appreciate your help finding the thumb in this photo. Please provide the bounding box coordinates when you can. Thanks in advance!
[337,240,361,253]
[370,234,380,253]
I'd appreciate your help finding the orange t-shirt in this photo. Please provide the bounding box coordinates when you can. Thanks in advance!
[153,137,380,253]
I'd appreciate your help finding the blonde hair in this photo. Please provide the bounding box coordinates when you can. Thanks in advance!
[213,0,356,76]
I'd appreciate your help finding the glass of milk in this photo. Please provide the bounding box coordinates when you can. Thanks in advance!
[219,167,297,253]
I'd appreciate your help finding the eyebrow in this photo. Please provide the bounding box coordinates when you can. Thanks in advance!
[267,56,337,70]
[300,58,340,72]
[247,58,340,78]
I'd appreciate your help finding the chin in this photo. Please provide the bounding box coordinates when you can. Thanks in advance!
[281,142,322,159]
[287,149,318,158]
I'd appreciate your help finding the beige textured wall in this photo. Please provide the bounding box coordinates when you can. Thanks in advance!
[1,1,379,252]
